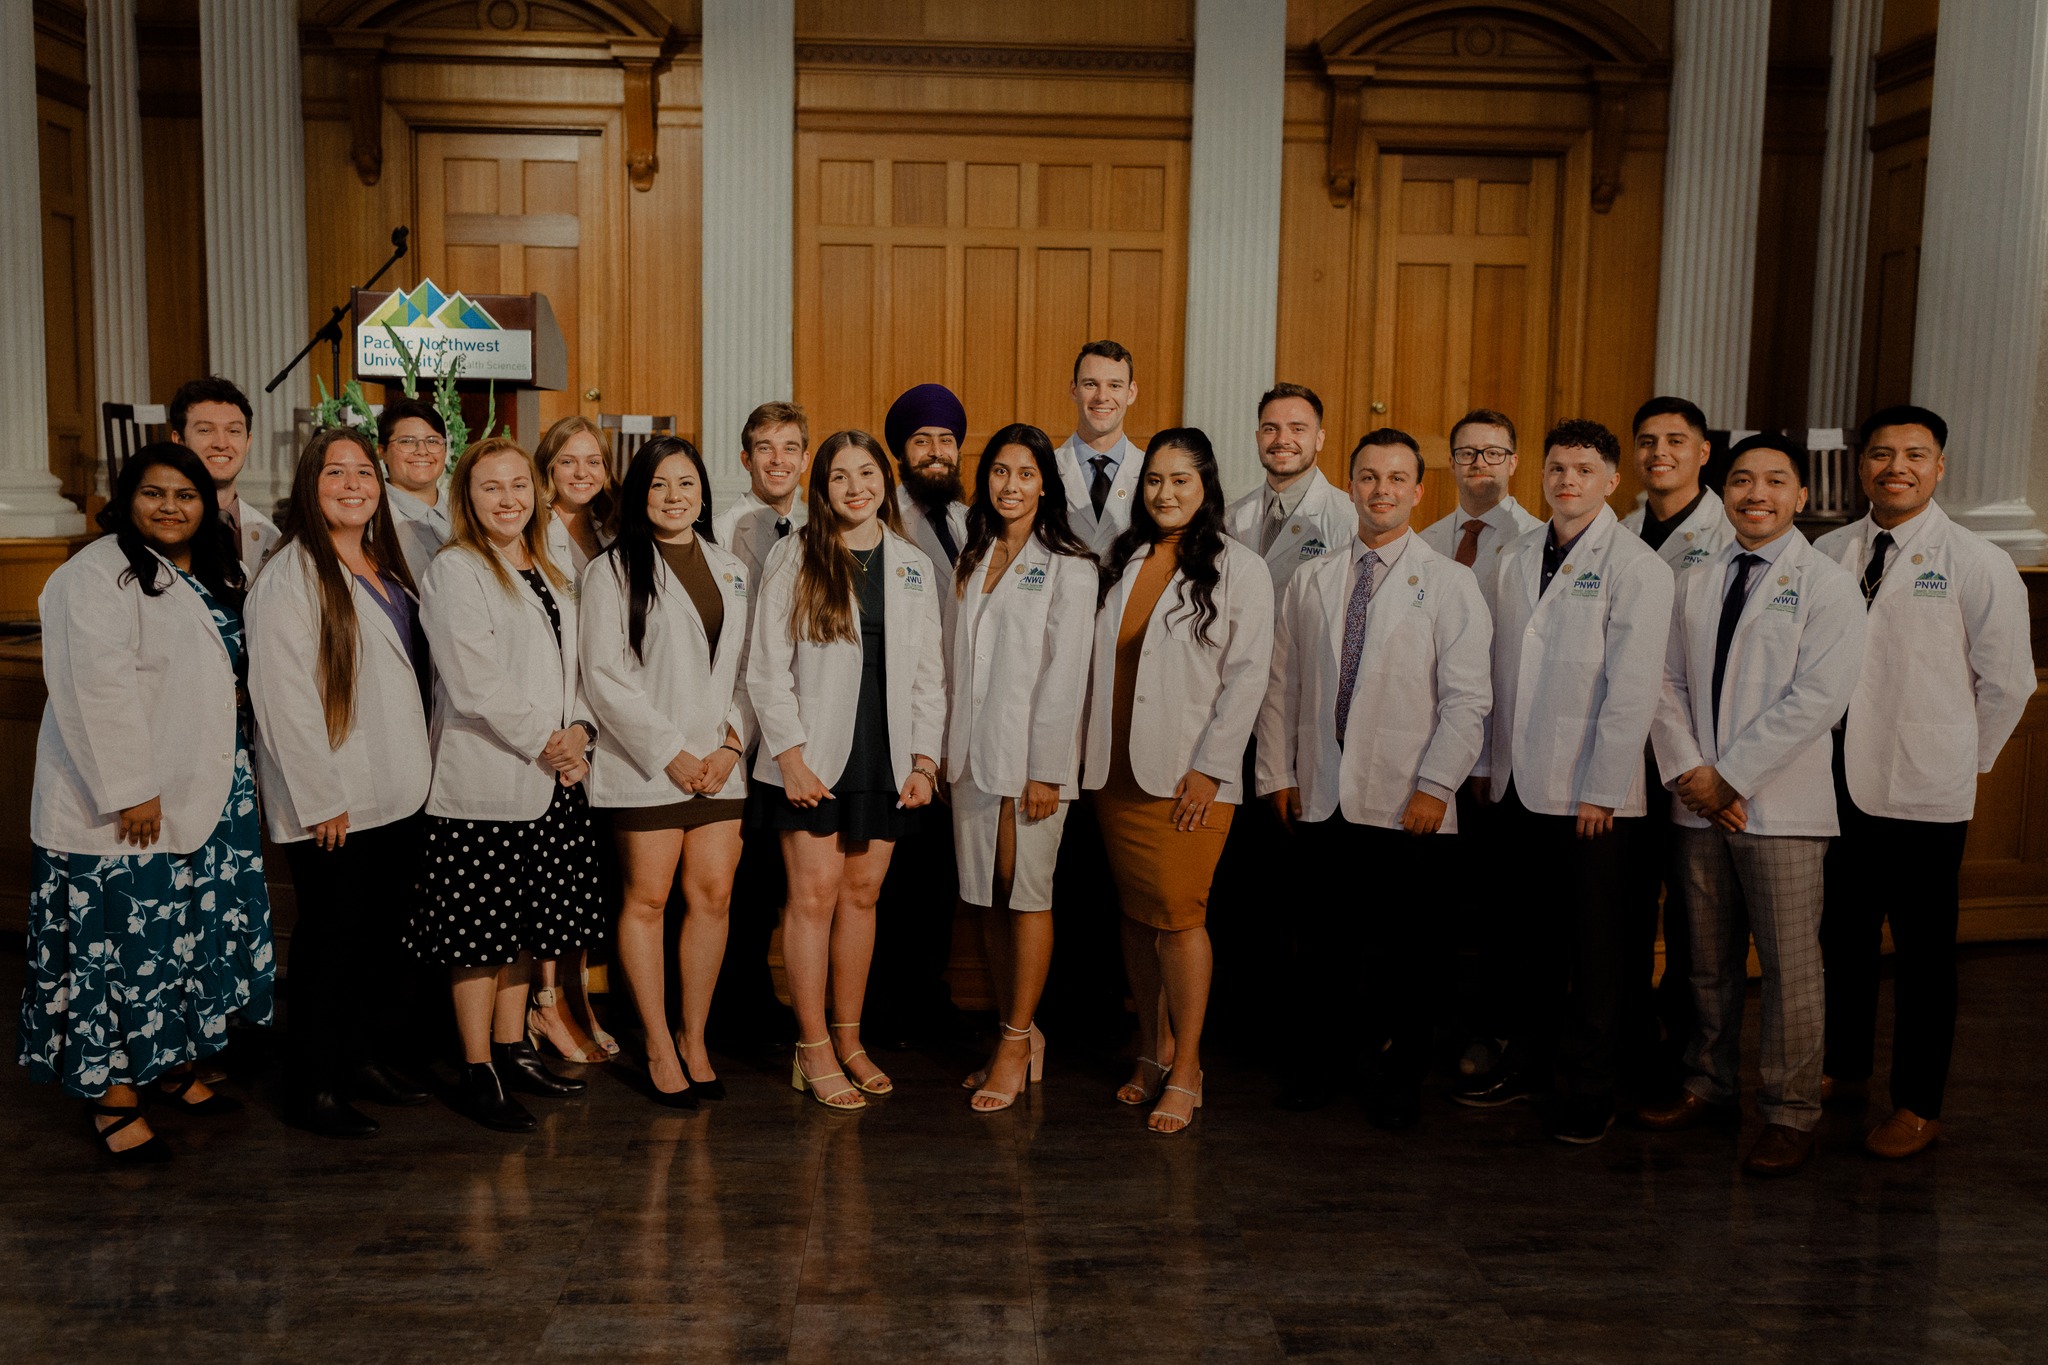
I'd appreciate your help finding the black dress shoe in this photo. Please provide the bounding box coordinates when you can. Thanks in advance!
[1546,1094,1616,1145]
[285,1089,380,1139]
[492,1040,588,1098]
[453,1062,536,1133]
[349,1060,431,1107]
[1451,1064,1537,1109]
[1363,1084,1422,1131]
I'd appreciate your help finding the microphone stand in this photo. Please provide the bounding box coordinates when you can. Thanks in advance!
[268,226,411,399]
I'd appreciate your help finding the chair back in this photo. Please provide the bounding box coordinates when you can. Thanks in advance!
[100,402,169,493]
[598,414,676,472]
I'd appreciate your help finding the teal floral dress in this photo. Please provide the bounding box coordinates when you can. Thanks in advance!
[17,569,276,1098]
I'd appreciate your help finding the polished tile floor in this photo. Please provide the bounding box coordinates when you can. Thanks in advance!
[5,945,2047,1363]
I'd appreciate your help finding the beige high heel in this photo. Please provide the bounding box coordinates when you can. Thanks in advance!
[970,1022,1046,1113]
[961,1022,1043,1089]
[527,986,607,1064]
[1149,1070,1203,1135]
[830,1021,893,1095]
[790,1039,864,1111]
[1117,1056,1168,1106]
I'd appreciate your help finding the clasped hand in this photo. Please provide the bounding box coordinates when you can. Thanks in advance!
[1674,765,1747,832]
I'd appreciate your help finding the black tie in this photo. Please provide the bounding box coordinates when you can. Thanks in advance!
[1089,455,1112,518]
[927,506,959,566]
[775,517,790,539]
[1860,530,1893,608]
[1712,553,1764,734]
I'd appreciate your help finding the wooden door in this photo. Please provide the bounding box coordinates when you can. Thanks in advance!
[796,131,1188,476]
[414,131,610,437]
[1366,153,1559,526]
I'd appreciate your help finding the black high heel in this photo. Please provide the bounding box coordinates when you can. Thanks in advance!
[88,1102,173,1164]
[148,1072,244,1116]
[452,1062,536,1133]
[491,1040,588,1098]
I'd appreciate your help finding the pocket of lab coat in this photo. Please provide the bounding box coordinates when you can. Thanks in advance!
[1890,721,1975,810]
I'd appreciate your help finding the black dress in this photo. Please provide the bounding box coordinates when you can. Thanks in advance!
[407,568,607,968]
[763,543,918,843]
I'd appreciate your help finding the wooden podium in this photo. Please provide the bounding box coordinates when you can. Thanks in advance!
[351,286,566,445]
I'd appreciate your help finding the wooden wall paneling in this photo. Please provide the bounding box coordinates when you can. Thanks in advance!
[623,113,700,440]
[302,100,415,412]
[797,0,1191,46]
[1276,131,1359,485]
[139,113,208,406]
[38,94,94,499]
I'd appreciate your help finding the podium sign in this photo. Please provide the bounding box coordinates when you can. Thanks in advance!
[352,282,566,390]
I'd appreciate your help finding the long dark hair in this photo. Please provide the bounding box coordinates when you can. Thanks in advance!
[790,430,905,646]
[271,427,417,747]
[955,423,1093,595]
[601,434,713,663]
[1099,427,1228,646]
[99,441,245,606]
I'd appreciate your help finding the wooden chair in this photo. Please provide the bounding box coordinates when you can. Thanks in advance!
[100,402,168,491]
[598,413,675,471]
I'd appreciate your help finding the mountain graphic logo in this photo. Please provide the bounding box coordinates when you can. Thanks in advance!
[362,280,503,331]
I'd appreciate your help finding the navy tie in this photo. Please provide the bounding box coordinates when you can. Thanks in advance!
[1712,553,1764,734]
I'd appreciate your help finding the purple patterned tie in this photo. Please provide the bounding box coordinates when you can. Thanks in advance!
[1334,549,1380,746]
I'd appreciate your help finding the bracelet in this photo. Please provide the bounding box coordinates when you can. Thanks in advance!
[911,765,938,783]
[720,742,743,756]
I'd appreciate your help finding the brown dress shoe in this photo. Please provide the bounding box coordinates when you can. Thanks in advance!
[1864,1108,1941,1159]
[1743,1123,1815,1176]
[1634,1090,1734,1132]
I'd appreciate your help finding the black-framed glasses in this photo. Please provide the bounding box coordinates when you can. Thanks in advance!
[388,435,449,453]
[1450,445,1513,466]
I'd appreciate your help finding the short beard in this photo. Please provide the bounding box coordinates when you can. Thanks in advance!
[901,461,963,512]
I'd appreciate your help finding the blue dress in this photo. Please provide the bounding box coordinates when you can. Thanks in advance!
[16,569,276,1098]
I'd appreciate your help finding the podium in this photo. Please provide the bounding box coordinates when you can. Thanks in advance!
[351,284,566,445]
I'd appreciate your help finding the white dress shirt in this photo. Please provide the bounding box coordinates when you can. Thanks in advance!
[1055,432,1144,558]
[386,482,452,585]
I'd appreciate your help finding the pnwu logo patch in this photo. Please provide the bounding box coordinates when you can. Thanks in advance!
[1411,586,1427,607]
[901,563,925,591]
[1912,570,1949,599]
[1018,565,1048,592]
[1680,546,1711,567]
[1298,537,1329,562]
[731,572,747,600]
[1569,570,1602,599]
[1765,585,1800,614]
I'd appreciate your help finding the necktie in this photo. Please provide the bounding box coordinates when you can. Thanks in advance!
[1089,455,1113,518]
[1259,498,1286,554]
[927,506,960,566]
[775,517,791,539]
[1860,530,1893,608]
[1712,553,1764,734]
[1454,518,1484,568]
[1334,550,1380,747]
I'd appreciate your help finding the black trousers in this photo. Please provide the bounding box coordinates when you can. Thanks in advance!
[282,815,422,1091]
[1451,781,1515,1041]
[1497,787,1630,1101]
[1820,741,1972,1118]
[868,802,961,1039]
[1288,814,1433,1090]
[1618,749,1691,1095]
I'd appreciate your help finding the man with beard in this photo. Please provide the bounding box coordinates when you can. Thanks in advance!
[867,382,973,1048]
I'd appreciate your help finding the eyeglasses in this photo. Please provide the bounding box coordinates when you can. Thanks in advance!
[1450,446,1513,466]
[388,435,448,454]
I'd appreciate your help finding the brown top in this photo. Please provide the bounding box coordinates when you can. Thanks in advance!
[1108,532,1182,790]
[658,535,723,654]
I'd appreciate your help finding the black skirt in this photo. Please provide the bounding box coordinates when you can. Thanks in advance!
[406,781,608,968]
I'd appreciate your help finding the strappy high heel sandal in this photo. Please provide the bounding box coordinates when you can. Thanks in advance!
[1117,1056,1169,1106]
[88,1102,172,1164]
[148,1072,243,1116]
[579,962,621,1057]
[970,1022,1046,1113]
[830,1021,892,1095]
[1149,1070,1203,1135]
[527,986,607,1065]
[962,1022,1043,1090]
[791,1038,865,1111]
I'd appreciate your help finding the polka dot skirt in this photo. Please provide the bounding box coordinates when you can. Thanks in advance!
[405,780,607,968]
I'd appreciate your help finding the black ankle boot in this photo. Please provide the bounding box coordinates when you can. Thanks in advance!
[491,1040,588,1098]
[453,1061,536,1132]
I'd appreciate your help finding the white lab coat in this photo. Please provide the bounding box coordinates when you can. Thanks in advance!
[1650,533,1866,836]
[1083,536,1275,804]
[1223,474,1354,603]
[1622,493,1733,572]
[578,540,754,808]
[544,507,604,579]
[746,530,948,790]
[386,482,451,586]
[1483,505,1675,816]
[31,536,240,856]
[228,498,282,574]
[1418,496,1543,617]
[896,489,972,656]
[1055,432,1145,558]
[1256,531,1493,829]
[713,491,806,582]
[945,535,1097,799]
[245,541,431,842]
[419,545,587,822]
[1814,500,2036,821]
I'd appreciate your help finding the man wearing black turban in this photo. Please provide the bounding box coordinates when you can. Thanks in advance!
[884,382,972,576]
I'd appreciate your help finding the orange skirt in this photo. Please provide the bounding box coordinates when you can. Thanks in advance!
[1092,771,1235,931]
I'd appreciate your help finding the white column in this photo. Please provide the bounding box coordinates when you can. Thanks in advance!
[1183,0,1286,499]
[1805,0,1883,430]
[700,0,794,504]
[90,0,151,476]
[1911,0,2048,562]
[198,0,308,512]
[0,0,87,537]
[1651,0,1771,429]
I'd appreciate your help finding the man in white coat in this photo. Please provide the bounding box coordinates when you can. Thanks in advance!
[884,383,973,598]
[1636,435,1867,1178]
[1054,340,1145,557]
[1418,406,1542,615]
[1814,405,2035,1159]
[169,376,279,573]
[377,398,454,584]
[713,400,811,580]
[1224,383,1352,602]
[1257,427,1492,1129]
[1457,418,1674,1145]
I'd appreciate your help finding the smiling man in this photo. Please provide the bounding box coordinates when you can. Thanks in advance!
[169,376,278,572]
[1622,396,1731,570]
[1224,383,1351,603]
[1054,340,1144,556]
[1419,407,1541,614]
[884,382,971,581]
[376,398,452,584]
[715,401,811,580]
[1812,405,2034,1159]
[1637,434,1866,1177]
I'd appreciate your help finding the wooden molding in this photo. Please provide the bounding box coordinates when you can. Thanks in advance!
[1869,107,1931,154]
[618,56,658,191]
[1874,33,1936,95]
[1588,62,1639,214]
[334,34,387,187]
[34,68,89,111]
[793,41,1191,78]
[1325,72,1368,208]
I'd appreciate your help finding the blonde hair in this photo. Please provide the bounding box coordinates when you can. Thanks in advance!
[533,415,618,537]
[443,436,568,593]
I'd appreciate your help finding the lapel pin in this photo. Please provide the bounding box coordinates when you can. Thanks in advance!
[1911,553,1924,564]
[896,566,905,577]
[1408,574,1419,586]
[1290,523,1301,535]
[1777,575,1789,586]
[1014,561,1026,574]
[1561,564,1572,574]
[1116,488,1126,499]
[1684,532,1695,542]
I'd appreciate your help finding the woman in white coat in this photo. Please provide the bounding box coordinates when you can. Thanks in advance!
[1087,428,1274,1133]
[530,414,621,1064]
[247,428,434,1138]
[581,435,752,1107]
[20,443,273,1162]
[408,436,603,1133]
[747,430,946,1109]
[946,424,1097,1112]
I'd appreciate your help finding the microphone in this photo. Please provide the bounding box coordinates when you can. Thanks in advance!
[391,225,410,254]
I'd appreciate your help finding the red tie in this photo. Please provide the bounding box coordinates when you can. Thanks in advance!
[1454,519,1484,567]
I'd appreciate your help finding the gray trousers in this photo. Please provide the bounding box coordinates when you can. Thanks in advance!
[1677,825,1828,1130]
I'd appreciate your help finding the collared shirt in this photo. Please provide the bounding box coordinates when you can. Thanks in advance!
[385,482,450,536]
[1640,488,1709,552]
[1722,527,1796,602]
[1539,520,1592,597]
[1863,501,1937,574]
[1264,474,1317,524]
